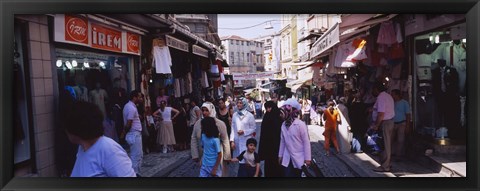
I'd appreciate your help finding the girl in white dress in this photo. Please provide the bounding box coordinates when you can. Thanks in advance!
[153,100,179,153]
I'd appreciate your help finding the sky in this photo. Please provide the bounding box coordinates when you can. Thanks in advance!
[218,14,281,40]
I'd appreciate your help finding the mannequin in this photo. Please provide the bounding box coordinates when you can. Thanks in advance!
[89,82,109,118]
[431,59,460,134]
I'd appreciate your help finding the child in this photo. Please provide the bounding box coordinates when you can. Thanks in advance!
[231,138,262,177]
[199,117,222,177]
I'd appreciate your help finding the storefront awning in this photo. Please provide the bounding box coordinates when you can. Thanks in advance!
[283,61,313,67]
[291,84,303,93]
[286,72,313,88]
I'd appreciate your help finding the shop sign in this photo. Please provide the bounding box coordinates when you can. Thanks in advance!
[126,32,141,54]
[232,72,275,81]
[54,14,142,56]
[64,14,88,45]
[166,35,189,52]
[193,45,209,58]
[91,23,122,52]
[310,22,339,59]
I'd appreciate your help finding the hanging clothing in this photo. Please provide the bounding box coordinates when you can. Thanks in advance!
[153,45,173,74]
[377,21,397,45]
[89,88,108,118]
[174,79,181,98]
[201,71,209,88]
[395,22,403,43]
[334,42,356,68]
[442,43,466,96]
[73,85,88,102]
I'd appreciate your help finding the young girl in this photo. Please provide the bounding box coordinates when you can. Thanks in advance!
[199,117,222,177]
[231,138,262,177]
[153,100,179,153]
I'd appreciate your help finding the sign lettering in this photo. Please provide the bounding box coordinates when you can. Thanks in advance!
[65,14,88,45]
[166,35,189,52]
[232,72,275,81]
[310,22,340,59]
[91,23,122,52]
[193,45,209,58]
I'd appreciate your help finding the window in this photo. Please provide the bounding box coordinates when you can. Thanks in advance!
[230,52,234,64]
[242,53,245,62]
[195,25,206,33]
[241,41,244,46]
[230,40,233,45]
[237,52,240,62]
[247,53,250,62]
[236,40,239,45]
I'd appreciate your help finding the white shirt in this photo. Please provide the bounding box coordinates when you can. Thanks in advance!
[70,136,136,177]
[123,101,142,132]
[158,107,173,122]
[372,91,395,121]
[153,46,172,74]
[230,111,256,157]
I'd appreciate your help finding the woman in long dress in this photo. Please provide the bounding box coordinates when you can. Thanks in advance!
[153,100,179,153]
[230,97,256,160]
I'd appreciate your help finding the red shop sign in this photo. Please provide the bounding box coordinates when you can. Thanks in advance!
[126,32,140,54]
[64,14,88,45]
[91,23,122,52]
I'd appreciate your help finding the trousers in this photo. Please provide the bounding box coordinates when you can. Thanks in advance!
[126,131,143,174]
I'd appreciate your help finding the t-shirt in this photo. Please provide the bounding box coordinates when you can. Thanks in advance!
[189,106,201,126]
[201,134,221,167]
[236,150,260,166]
[70,136,136,177]
[393,99,411,123]
[158,107,173,122]
[123,101,142,132]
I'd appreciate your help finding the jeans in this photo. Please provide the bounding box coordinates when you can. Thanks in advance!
[126,131,143,174]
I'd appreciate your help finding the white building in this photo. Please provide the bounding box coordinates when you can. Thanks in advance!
[253,33,281,73]
[221,35,264,88]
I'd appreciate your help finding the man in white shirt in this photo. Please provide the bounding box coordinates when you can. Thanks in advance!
[370,82,395,173]
[122,90,144,174]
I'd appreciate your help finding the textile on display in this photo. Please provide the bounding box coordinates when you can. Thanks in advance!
[152,38,173,74]
[377,21,397,45]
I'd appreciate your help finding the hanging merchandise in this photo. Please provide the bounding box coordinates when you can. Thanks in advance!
[387,43,405,61]
[186,72,193,93]
[152,38,173,74]
[201,71,209,88]
[395,22,403,43]
[391,61,402,79]
[174,78,181,98]
[376,21,397,45]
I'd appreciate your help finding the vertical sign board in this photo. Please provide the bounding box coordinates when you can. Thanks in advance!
[54,14,141,56]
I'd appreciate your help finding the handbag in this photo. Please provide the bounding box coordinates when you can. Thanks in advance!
[301,158,323,177]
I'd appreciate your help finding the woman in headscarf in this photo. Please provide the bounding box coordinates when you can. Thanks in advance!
[230,97,257,160]
[190,102,232,177]
[258,101,284,177]
[278,98,312,177]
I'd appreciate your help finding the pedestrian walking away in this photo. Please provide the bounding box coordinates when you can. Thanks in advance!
[67,101,135,177]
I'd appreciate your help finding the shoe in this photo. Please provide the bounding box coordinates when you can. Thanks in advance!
[324,152,330,156]
[373,166,390,172]
[162,147,167,154]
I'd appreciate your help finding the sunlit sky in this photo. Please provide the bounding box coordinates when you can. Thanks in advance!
[218,14,281,39]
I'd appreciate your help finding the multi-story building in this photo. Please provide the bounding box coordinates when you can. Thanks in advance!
[174,14,221,46]
[221,35,264,88]
[253,33,280,73]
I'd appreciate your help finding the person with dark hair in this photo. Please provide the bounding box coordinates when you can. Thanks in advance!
[216,98,232,140]
[156,87,169,108]
[348,92,369,153]
[391,89,411,158]
[370,82,395,172]
[191,102,232,177]
[231,138,262,177]
[172,101,188,151]
[199,117,222,177]
[90,82,109,119]
[66,101,136,177]
[122,90,144,174]
[153,100,180,153]
[188,99,202,147]
[278,98,312,177]
[322,100,341,156]
[258,100,283,177]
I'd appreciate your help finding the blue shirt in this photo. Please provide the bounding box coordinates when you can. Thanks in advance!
[393,99,411,123]
[201,134,221,167]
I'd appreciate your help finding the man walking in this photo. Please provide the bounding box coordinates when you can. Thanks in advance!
[122,90,144,175]
[370,82,395,172]
[391,89,411,159]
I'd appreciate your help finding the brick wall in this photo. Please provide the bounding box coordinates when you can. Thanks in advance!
[15,15,57,177]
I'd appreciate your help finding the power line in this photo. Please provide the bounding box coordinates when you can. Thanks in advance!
[218,20,281,30]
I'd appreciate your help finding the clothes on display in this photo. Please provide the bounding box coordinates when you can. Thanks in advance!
[89,88,109,118]
[376,21,397,45]
[152,38,173,74]
[442,42,467,96]
[73,85,88,102]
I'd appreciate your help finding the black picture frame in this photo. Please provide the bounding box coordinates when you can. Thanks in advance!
[1,0,478,191]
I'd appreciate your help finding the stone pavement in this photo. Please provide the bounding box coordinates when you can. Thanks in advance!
[139,122,448,177]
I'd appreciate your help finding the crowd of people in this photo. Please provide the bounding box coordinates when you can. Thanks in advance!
[63,80,411,177]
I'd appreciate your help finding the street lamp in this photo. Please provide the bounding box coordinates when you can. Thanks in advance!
[264,21,273,30]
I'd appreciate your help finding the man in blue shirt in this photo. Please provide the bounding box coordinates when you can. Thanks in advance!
[391,89,411,159]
